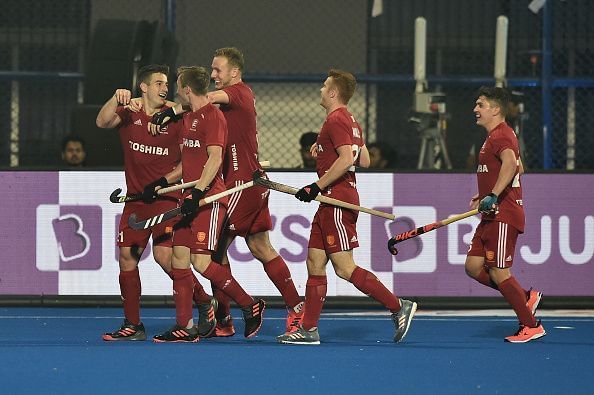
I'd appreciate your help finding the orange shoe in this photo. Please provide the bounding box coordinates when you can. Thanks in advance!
[504,321,546,343]
[526,288,543,315]
[206,315,235,338]
[285,306,304,333]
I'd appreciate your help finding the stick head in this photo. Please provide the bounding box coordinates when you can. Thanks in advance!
[109,188,122,203]
[387,238,399,256]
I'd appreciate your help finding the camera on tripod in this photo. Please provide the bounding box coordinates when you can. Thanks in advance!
[414,92,446,114]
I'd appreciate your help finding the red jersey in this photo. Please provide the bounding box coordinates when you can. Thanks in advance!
[180,103,227,198]
[315,107,364,205]
[219,82,261,184]
[477,121,525,232]
[116,106,182,195]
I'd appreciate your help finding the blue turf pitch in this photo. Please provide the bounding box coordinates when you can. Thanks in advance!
[0,307,592,394]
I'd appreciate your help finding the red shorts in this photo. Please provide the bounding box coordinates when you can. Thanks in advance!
[225,182,273,237]
[308,205,359,254]
[173,200,227,254]
[118,199,178,248]
[468,220,519,268]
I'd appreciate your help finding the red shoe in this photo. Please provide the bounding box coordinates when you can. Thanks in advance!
[526,288,543,315]
[206,315,236,338]
[286,307,304,333]
[504,321,546,343]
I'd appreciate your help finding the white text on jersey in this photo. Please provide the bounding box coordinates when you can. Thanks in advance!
[129,141,169,156]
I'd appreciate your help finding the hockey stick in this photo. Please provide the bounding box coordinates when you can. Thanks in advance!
[252,171,395,220]
[387,208,478,255]
[127,181,255,230]
[110,160,271,203]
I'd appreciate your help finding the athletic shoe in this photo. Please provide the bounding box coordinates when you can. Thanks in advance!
[153,324,199,343]
[277,325,320,345]
[504,321,546,343]
[285,307,304,333]
[242,298,266,338]
[196,298,218,338]
[205,315,236,338]
[102,319,147,341]
[526,288,543,315]
[392,299,418,343]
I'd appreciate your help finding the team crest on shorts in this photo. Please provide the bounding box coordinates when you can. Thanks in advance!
[197,232,206,242]
[486,250,495,261]
[326,235,335,246]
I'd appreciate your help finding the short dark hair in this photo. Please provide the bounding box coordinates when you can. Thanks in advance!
[177,66,210,95]
[61,135,86,152]
[299,132,318,149]
[477,86,511,117]
[137,64,169,89]
[214,47,244,72]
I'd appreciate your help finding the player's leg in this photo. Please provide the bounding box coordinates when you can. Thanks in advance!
[208,233,236,336]
[276,247,327,345]
[153,245,200,342]
[103,204,150,341]
[190,202,265,338]
[483,222,545,342]
[246,230,303,332]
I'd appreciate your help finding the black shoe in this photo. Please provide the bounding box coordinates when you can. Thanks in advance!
[196,298,218,338]
[153,324,199,343]
[102,319,146,341]
[241,299,266,338]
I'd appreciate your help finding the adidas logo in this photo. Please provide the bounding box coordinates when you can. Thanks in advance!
[350,236,358,242]
[228,224,236,230]
[134,119,142,126]
[505,255,513,262]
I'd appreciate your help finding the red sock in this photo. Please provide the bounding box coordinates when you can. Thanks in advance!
[475,269,499,290]
[349,266,401,312]
[191,274,211,304]
[211,265,232,320]
[301,275,327,330]
[167,270,211,305]
[172,268,194,327]
[263,255,302,309]
[499,277,537,327]
[119,267,141,325]
[202,262,253,308]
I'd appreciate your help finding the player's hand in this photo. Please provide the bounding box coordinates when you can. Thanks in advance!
[470,193,479,209]
[125,98,143,113]
[142,177,169,204]
[310,143,318,158]
[181,188,206,215]
[295,182,321,203]
[114,89,132,105]
[478,193,499,215]
[148,107,178,135]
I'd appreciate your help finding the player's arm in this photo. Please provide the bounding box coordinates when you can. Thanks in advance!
[207,90,230,105]
[358,144,370,168]
[316,144,353,189]
[478,148,517,213]
[96,89,130,129]
[492,148,518,195]
[194,145,223,192]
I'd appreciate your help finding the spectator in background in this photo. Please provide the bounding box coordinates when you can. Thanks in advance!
[61,135,87,167]
[298,131,318,168]
[368,142,397,169]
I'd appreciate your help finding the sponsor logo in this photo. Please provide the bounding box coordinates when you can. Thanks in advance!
[477,164,489,173]
[350,235,358,242]
[183,138,201,148]
[231,144,239,171]
[128,141,169,156]
[505,255,513,262]
[352,127,361,138]
[134,119,142,126]
[36,205,102,271]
